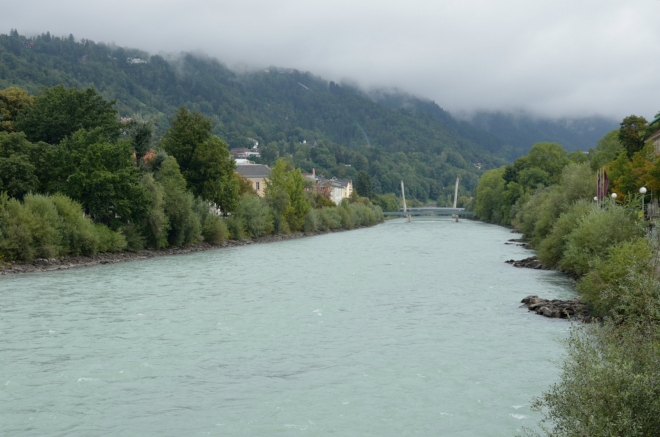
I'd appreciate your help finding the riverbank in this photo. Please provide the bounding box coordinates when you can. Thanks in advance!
[0,228,363,276]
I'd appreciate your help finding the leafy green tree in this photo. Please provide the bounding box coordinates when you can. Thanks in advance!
[474,167,506,223]
[154,157,201,246]
[0,86,34,132]
[265,159,310,232]
[355,171,372,198]
[0,132,39,199]
[161,108,238,212]
[140,173,169,249]
[15,85,119,145]
[51,128,149,229]
[618,115,648,158]
[235,194,273,238]
[589,130,623,171]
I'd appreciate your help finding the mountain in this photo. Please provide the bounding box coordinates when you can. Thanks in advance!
[369,91,618,160]
[0,30,616,200]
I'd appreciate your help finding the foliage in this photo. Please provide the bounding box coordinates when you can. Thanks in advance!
[0,86,34,132]
[140,173,169,249]
[155,157,201,246]
[577,238,654,317]
[474,167,507,223]
[588,130,623,171]
[235,194,273,239]
[560,202,644,276]
[161,108,238,212]
[618,115,648,158]
[16,85,119,145]
[51,128,149,229]
[529,321,660,437]
[265,159,310,232]
[374,193,399,212]
[355,171,372,198]
[225,216,245,240]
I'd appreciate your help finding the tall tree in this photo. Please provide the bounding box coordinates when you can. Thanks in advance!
[15,85,119,145]
[355,171,372,198]
[0,87,34,133]
[618,115,648,158]
[161,108,238,213]
[265,159,310,232]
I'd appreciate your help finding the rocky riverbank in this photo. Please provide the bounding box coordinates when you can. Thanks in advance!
[520,295,592,322]
[0,229,352,276]
[505,256,546,269]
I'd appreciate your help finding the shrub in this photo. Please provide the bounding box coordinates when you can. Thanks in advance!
[319,207,342,230]
[156,157,201,246]
[0,194,36,261]
[201,214,227,244]
[304,209,319,232]
[577,238,654,317]
[537,200,593,269]
[530,321,660,436]
[560,203,643,276]
[95,224,127,253]
[235,194,273,239]
[51,194,99,256]
[226,216,245,240]
[337,204,353,229]
[121,223,145,252]
[21,194,62,259]
[140,173,169,249]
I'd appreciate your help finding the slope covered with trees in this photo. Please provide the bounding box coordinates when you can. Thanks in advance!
[0,30,509,202]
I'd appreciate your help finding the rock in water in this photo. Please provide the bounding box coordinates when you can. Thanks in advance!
[520,295,591,322]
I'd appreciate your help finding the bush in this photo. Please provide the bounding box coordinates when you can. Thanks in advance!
[537,200,593,269]
[577,238,654,317]
[140,173,169,249]
[201,214,227,244]
[304,209,319,232]
[156,157,201,246]
[319,207,342,230]
[530,321,660,436]
[121,223,145,252]
[95,224,127,253]
[235,194,273,239]
[560,203,643,276]
[226,216,245,240]
[51,194,99,256]
[21,194,61,259]
[0,194,38,261]
[337,205,353,229]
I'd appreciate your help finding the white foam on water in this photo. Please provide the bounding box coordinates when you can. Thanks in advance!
[77,378,98,382]
[137,314,144,316]
[439,412,453,416]
[510,414,527,420]
[512,405,524,409]
[48,330,55,334]
[342,402,349,405]
[417,374,426,378]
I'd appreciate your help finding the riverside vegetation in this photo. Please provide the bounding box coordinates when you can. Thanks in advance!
[474,114,660,435]
[0,85,384,265]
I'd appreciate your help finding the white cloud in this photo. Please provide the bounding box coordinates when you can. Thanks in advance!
[3,0,659,119]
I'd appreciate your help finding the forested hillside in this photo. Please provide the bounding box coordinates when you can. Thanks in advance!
[371,91,617,160]
[0,30,509,202]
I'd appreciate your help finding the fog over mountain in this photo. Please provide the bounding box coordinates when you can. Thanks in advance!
[2,0,659,120]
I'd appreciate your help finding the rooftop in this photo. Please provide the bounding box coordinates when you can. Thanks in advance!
[235,164,272,178]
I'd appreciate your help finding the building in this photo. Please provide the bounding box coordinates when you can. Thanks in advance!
[231,148,260,159]
[235,164,271,197]
[302,169,353,205]
[649,116,660,155]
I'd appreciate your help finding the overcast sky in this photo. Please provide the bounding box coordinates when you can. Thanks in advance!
[3,0,659,120]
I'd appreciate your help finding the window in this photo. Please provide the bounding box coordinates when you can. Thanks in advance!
[256,182,260,190]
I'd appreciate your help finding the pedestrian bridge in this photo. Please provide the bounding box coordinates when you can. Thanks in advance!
[383,207,475,217]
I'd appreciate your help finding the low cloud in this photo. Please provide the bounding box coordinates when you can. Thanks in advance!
[3,0,659,120]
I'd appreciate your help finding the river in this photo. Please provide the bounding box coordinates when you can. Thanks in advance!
[0,218,575,436]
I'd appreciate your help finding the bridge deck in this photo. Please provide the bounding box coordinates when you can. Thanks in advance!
[383,207,474,216]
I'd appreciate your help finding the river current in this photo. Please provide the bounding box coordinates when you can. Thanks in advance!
[1,218,575,436]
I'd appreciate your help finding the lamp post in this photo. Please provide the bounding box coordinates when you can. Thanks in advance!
[640,186,647,219]
[611,193,617,200]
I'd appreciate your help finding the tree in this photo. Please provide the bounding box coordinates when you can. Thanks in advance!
[355,171,373,198]
[161,108,238,213]
[265,159,310,232]
[15,85,119,145]
[51,129,149,229]
[161,107,212,171]
[618,115,648,158]
[0,87,34,133]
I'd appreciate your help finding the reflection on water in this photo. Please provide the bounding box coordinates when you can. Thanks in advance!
[0,218,574,436]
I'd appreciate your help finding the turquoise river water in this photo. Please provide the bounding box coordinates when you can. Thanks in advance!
[0,218,575,436]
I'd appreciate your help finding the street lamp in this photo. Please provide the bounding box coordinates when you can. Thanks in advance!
[611,193,617,200]
[640,186,647,219]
